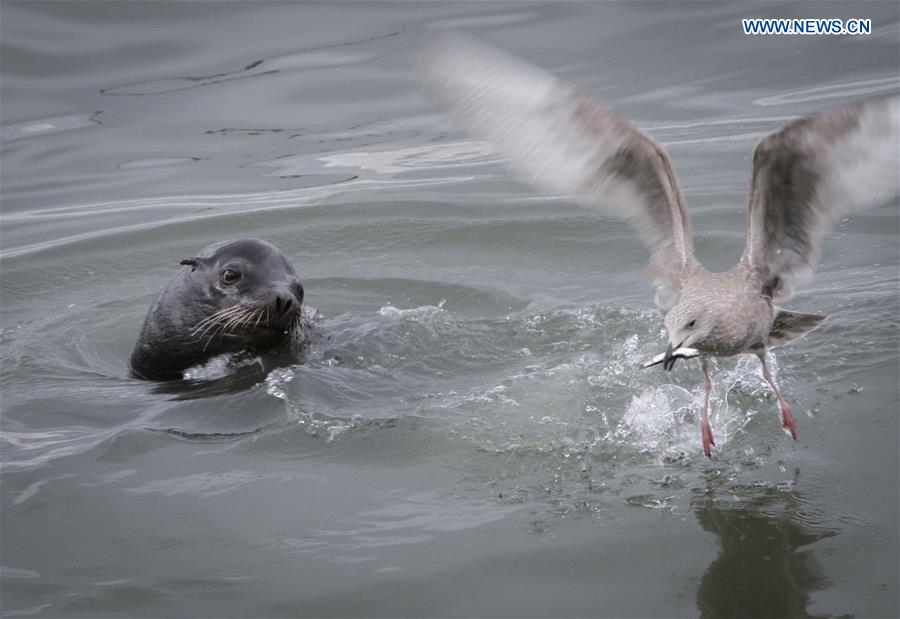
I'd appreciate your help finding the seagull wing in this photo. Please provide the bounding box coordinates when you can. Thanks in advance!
[743,97,899,298]
[421,35,694,309]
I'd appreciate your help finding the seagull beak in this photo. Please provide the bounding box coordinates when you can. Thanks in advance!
[663,342,677,371]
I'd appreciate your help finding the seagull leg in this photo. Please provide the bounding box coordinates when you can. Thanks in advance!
[757,352,797,440]
[701,357,714,457]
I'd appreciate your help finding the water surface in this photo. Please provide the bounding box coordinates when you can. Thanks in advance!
[2,2,899,617]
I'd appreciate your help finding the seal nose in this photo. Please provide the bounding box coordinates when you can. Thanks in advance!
[266,283,302,324]
[274,293,295,318]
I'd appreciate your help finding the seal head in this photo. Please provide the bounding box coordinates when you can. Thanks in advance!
[131,238,304,380]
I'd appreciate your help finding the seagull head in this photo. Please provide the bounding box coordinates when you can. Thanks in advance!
[662,300,710,370]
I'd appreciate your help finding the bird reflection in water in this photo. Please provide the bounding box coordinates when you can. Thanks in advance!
[692,473,841,619]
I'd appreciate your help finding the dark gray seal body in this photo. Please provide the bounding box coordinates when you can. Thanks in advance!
[131,238,304,381]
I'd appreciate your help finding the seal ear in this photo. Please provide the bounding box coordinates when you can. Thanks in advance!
[179,258,202,272]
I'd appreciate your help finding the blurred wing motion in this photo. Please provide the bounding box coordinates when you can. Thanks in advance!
[744,97,900,298]
[421,35,694,309]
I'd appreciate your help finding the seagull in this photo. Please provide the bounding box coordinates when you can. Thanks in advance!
[421,35,900,456]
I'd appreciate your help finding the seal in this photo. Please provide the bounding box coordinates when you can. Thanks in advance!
[130,238,305,381]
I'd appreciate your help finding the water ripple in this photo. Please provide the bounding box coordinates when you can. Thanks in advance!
[0,111,102,142]
[753,75,900,106]
[100,27,404,96]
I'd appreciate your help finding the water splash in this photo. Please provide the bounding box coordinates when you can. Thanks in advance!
[258,301,782,471]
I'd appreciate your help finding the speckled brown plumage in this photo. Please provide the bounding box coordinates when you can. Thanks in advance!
[423,35,899,455]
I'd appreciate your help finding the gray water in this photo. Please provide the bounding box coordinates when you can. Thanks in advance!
[2,2,899,617]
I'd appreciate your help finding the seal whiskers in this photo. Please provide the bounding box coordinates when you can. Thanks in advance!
[191,304,252,338]
[197,306,255,352]
[193,302,293,353]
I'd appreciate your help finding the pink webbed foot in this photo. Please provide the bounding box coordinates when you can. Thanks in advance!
[701,419,715,457]
[780,405,798,440]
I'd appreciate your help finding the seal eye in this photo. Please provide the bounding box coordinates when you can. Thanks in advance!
[221,268,241,285]
[685,319,696,329]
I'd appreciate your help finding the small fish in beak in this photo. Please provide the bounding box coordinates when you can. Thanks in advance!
[643,346,700,370]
